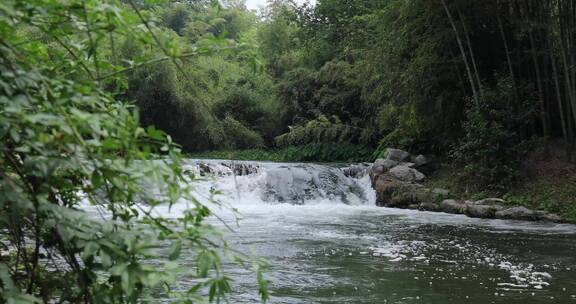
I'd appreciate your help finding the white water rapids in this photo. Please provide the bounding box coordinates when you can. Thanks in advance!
[86,160,576,303]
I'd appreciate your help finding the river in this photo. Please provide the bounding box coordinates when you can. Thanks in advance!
[147,160,576,303]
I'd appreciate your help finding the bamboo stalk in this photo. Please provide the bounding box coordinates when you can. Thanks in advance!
[440,0,479,104]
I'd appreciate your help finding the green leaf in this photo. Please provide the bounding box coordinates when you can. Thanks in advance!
[168,239,182,261]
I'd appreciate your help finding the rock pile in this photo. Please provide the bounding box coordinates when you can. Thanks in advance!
[370,148,566,223]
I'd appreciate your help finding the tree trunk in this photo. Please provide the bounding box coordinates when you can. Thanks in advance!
[496,7,518,105]
[550,49,569,144]
[559,10,576,146]
[440,0,479,104]
[524,1,549,141]
[458,11,483,97]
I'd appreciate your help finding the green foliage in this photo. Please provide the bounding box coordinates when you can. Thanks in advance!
[122,1,283,153]
[0,0,267,302]
[275,67,318,124]
[257,1,301,77]
[125,59,217,152]
[275,115,365,147]
[266,0,464,154]
[314,61,363,123]
[161,3,190,35]
[213,74,284,144]
[140,0,576,174]
[501,172,576,221]
[426,161,576,222]
[220,115,265,149]
[190,143,374,163]
[451,77,536,188]
[502,193,575,220]
[214,87,266,127]
[362,0,462,153]
[276,143,373,162]
[273,60,375,146]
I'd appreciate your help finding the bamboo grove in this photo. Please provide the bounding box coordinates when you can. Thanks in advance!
[441,0,576,152]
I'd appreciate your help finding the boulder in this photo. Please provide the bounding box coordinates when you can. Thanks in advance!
[198,163,213,176]
[535,211,562,222]
[342,164,371,178]
[411,154,430,167]
[419,202,439,211]
[474,198,506,206]
[383,148,411,162]
[495,207,537,221]
[440,199,466,214]
[389,165,426,183]
[465,204,498,218]
[414,187,434,203]
[371,159,399,176]
[372,174,425,208]
[372,174,402,207]
[464,198,506,218]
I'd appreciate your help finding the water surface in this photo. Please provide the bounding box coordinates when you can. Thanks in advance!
[148,160,576,303]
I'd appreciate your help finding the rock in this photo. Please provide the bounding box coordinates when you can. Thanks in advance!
[342,164,370,178]
[389,165,426,183]
[371,159,399,175]
[383,148,411,162]
[414,187,434,203]
[370,157,567,223]
[372,174,402,207]
[372,174,425,208]
[419,202,439,211]
[198,163,213,176]
[495,207,537,221]
[535,211,562,222]
[474,198,506,206]
[440,199,465,214]
[465,204,498,218]
[411,154,430,167]
[465,198,505,218]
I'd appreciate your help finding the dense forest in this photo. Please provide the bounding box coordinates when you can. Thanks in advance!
[120,0,576,187]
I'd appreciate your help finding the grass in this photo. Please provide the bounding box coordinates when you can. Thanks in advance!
[425,162,576,221]
[187,143,375,163]
[502,174,576,221]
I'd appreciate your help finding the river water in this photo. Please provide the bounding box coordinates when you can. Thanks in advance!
[162,160,576,303]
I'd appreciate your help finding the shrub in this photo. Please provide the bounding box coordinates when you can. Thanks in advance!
[451,77,536,189]
[221,115,265,149]
[275,115,364,147]
[190,143,374,163]
[0,1,267,302]
[214,85,267,127]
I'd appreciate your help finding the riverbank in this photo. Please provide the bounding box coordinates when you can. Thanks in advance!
[190,144,576,223]
[178,162,576,303]
[370,147,576,223]
[424,143,576,222]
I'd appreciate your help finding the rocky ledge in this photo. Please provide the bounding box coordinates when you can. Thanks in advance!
[370,148,568,223]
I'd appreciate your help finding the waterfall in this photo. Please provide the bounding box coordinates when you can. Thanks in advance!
[183,160,376,206]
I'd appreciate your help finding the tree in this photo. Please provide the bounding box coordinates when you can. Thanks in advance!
[0,0,268,302]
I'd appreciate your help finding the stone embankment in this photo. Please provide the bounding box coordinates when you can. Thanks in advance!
[370,148,567,223]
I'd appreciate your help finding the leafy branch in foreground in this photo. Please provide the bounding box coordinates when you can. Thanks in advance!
[0,0,267,303]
